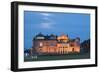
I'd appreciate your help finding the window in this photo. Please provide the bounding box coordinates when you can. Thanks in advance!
[50,43,55,46]
[70,44,74,47]
[39,42,43,47]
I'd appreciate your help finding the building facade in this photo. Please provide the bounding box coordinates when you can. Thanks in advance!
[32,33,80,55]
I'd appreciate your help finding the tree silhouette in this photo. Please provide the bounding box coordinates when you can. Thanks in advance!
[81,39,90,53]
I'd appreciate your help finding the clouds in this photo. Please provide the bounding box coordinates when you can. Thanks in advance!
[43,17,50,20]
[24,11,90,49]
[40,13,52,16]
[40,22,55,29]
[38,12,55,29]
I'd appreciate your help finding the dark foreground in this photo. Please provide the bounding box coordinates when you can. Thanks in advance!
[24,52,90,62]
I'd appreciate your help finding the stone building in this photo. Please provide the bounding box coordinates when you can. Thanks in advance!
[32,33,80,55]
[33,33,57,55]
[57,34,80,54]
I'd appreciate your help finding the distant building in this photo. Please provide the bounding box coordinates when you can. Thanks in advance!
[32,33,80,55]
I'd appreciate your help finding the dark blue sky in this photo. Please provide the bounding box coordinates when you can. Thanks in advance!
[24,11,90,49]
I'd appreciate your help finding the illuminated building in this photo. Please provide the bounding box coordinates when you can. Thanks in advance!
[32,33,80,55]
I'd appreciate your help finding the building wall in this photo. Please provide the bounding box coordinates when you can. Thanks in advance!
[33,40,57,54]
[57,43,80,54]
[33,34,80,55]
[33,41,80,54]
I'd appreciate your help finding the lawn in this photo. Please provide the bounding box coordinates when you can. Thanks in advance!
[24,52,90,62]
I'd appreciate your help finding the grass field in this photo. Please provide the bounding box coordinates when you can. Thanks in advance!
[24,52,90,62]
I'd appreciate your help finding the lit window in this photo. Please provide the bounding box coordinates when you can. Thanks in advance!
[39,42,43,47]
